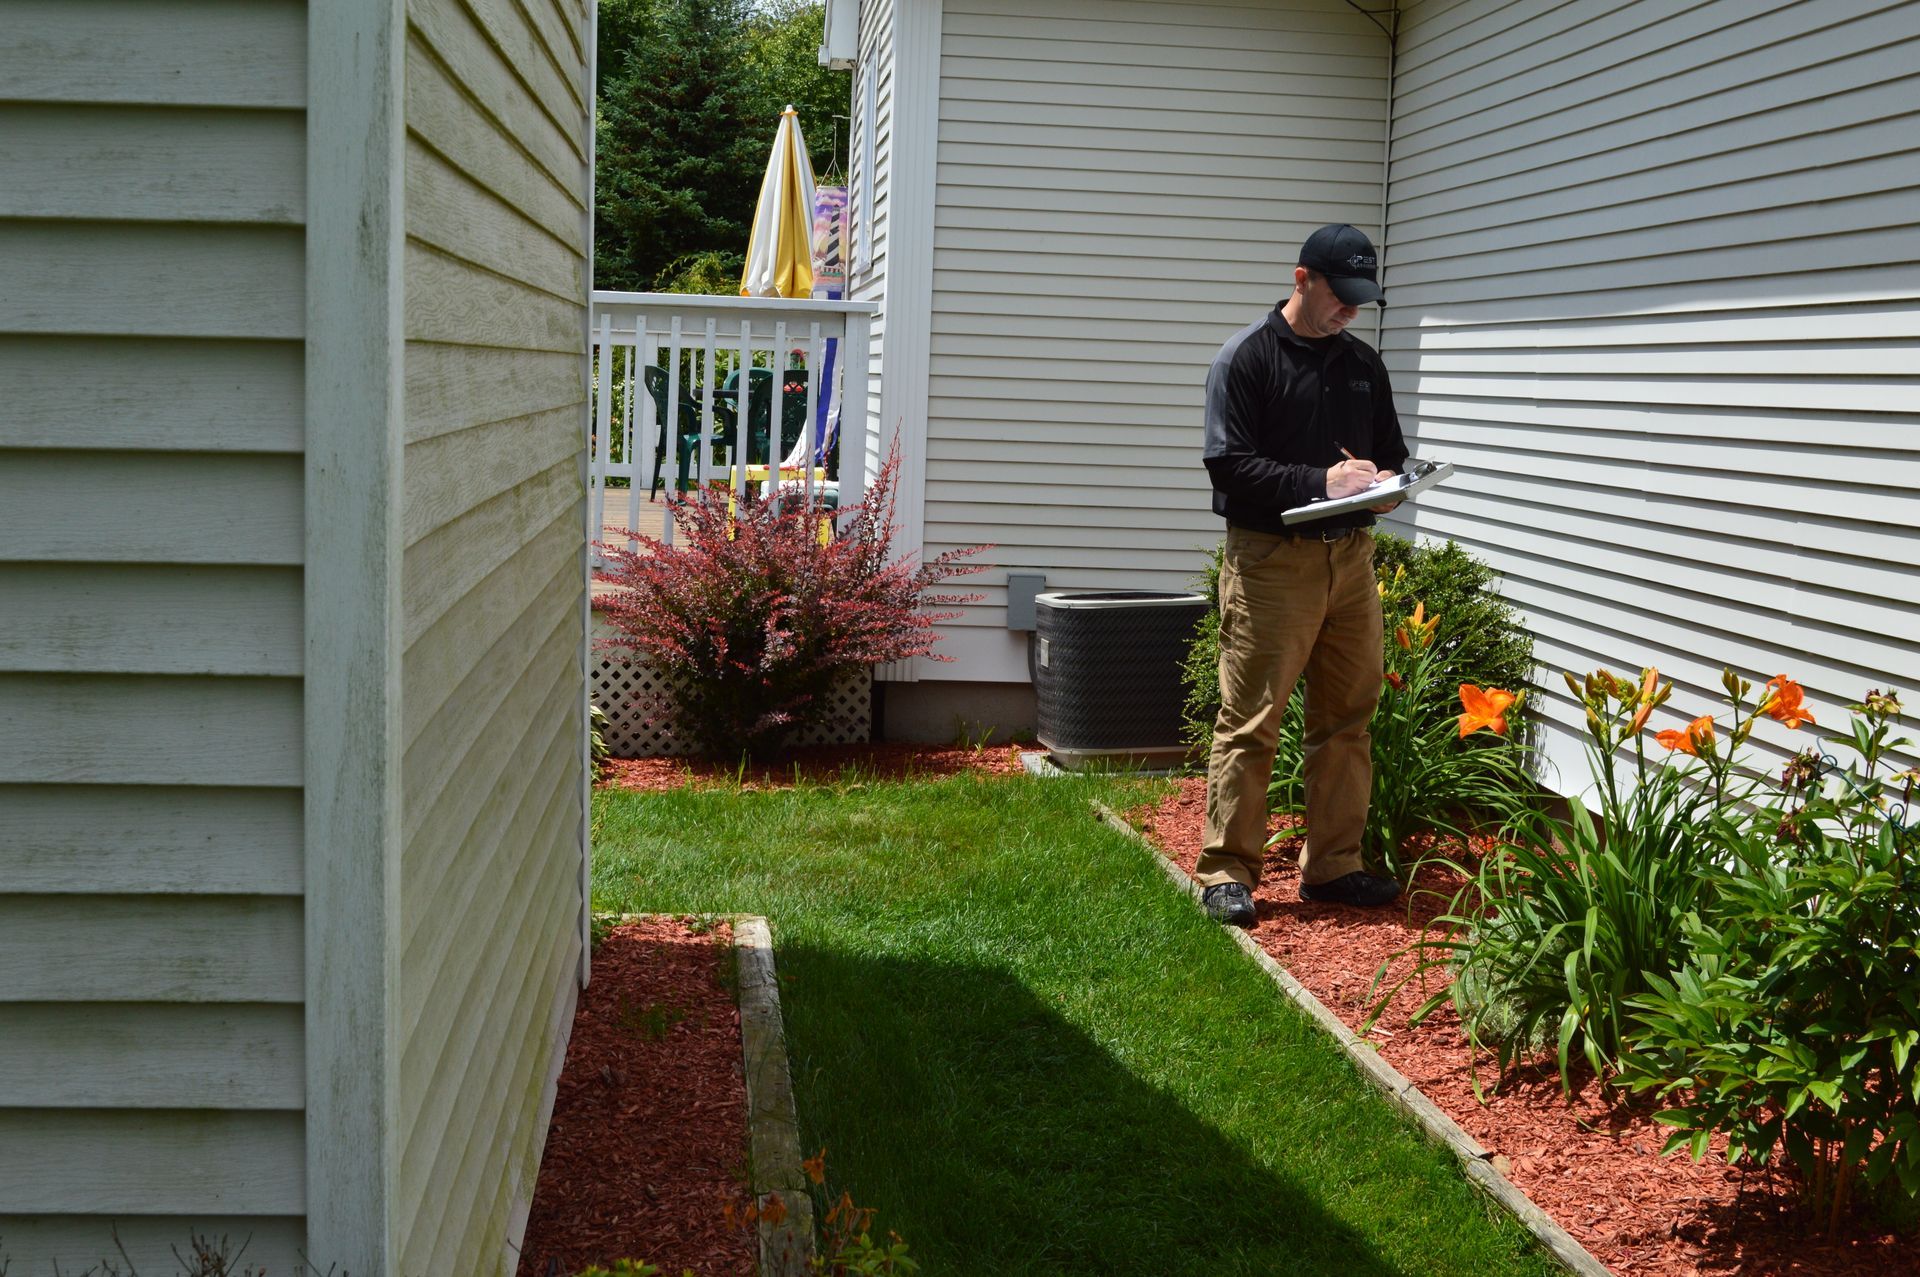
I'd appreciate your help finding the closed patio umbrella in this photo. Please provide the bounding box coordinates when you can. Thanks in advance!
[740,105,816,299]
[738,106,839,505]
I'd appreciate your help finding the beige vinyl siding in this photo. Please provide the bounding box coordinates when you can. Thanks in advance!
[0,2,309,1272]
[396,0,590,1272]
[1383,0,1920,794]
[924,0,1390,679]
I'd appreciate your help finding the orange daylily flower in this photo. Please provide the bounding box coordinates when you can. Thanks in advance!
[1384,671,1405,691]
[1763,675,1816,729]
[1458,684,1516,737]
[1656,714,1716,755]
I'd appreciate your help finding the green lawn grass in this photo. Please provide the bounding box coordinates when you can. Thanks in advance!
[593,770,1558,1277]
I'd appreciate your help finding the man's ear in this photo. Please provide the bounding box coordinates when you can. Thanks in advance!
[1291,264,1309,293]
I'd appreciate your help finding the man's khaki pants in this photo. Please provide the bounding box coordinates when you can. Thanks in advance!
[1198,525,1382,890]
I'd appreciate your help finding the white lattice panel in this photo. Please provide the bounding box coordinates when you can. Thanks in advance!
[591,655,872,758]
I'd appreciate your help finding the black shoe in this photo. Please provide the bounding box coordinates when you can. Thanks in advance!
[1201,881,1257,929]
[1299,871,1403,908]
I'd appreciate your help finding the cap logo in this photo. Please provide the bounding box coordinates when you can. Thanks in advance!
[1347,254,1375,269]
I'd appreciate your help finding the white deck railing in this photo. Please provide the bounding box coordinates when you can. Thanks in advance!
[588,291,876,550]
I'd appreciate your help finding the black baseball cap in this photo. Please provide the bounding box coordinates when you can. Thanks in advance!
[1299,223,1384,306]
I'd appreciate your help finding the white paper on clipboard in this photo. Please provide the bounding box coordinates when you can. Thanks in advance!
[1281,459,1454,526]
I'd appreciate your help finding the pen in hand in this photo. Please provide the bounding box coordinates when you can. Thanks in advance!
[1331,441,1391,498]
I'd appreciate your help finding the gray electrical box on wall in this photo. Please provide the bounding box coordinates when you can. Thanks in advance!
[1005,573,1046,630]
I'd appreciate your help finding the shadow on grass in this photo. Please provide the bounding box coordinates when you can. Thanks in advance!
[777,944,1416,1277]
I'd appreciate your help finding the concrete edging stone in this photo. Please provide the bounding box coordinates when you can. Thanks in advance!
[1089,802,1614,1277]
[732,915,816,1277]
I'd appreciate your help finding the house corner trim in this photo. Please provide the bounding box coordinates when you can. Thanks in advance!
[304,0,407,1271]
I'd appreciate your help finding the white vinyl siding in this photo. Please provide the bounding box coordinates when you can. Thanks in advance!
[923,0,1391,679]
[396,0,590,1273]
[852,0,899,503]
[1383,0,1920,793]
[0,0,309,1271]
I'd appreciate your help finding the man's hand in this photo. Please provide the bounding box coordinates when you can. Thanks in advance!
[1326,458,1379,498]
[1369,470,1401,513]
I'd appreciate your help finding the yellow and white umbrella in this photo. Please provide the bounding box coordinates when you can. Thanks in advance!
[740,105,818,299]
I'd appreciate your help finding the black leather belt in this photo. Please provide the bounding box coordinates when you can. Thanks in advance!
[1281,525,1359,543]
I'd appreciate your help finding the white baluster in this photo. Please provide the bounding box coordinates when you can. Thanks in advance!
[663,314,685,547]
[592,310,613,565]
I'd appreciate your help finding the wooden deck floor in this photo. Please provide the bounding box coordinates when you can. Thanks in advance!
[589,485,671,604]
[591,484,672,544]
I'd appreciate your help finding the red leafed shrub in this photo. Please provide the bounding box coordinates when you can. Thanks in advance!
[595,442,988,761]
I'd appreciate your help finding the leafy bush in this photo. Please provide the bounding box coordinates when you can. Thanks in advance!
[1177,542,1225,764]
[1373,532,1535,738]
[1621,686,1920,1229]
[651,248,746,295]
[595,443,987,760]
[1379,666,1729,1087]
[1179,533,1537,876]
[1344,600,1534,878]
[1180,532,1534,770]
[590,703,612,779]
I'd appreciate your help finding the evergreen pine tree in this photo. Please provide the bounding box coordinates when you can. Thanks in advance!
[595,0,764,290]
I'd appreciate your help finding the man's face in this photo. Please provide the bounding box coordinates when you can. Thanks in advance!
[1292,268,1360,338]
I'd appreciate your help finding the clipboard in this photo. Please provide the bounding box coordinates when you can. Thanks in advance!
[1282,458,1454,526]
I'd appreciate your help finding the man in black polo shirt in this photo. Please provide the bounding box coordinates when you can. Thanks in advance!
[1196,224,1409,929]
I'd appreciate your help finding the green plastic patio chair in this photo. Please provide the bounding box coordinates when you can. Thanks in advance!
[643,365,730,500]
[717,366,812,471]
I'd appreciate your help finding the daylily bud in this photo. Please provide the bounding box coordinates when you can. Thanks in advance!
[1564,671,1583,699]
[1722,666,1740,698]
[1585,706,1603,739]
[1687,714,1717,756]
[1395,627,1410,650]
[1639,667,1658,707]
[1628,702,1653,735]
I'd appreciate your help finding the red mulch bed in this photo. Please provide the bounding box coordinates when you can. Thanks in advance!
[1130,777,1911,1277]
[517,916,757,1277]
[599,741,1031,793]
